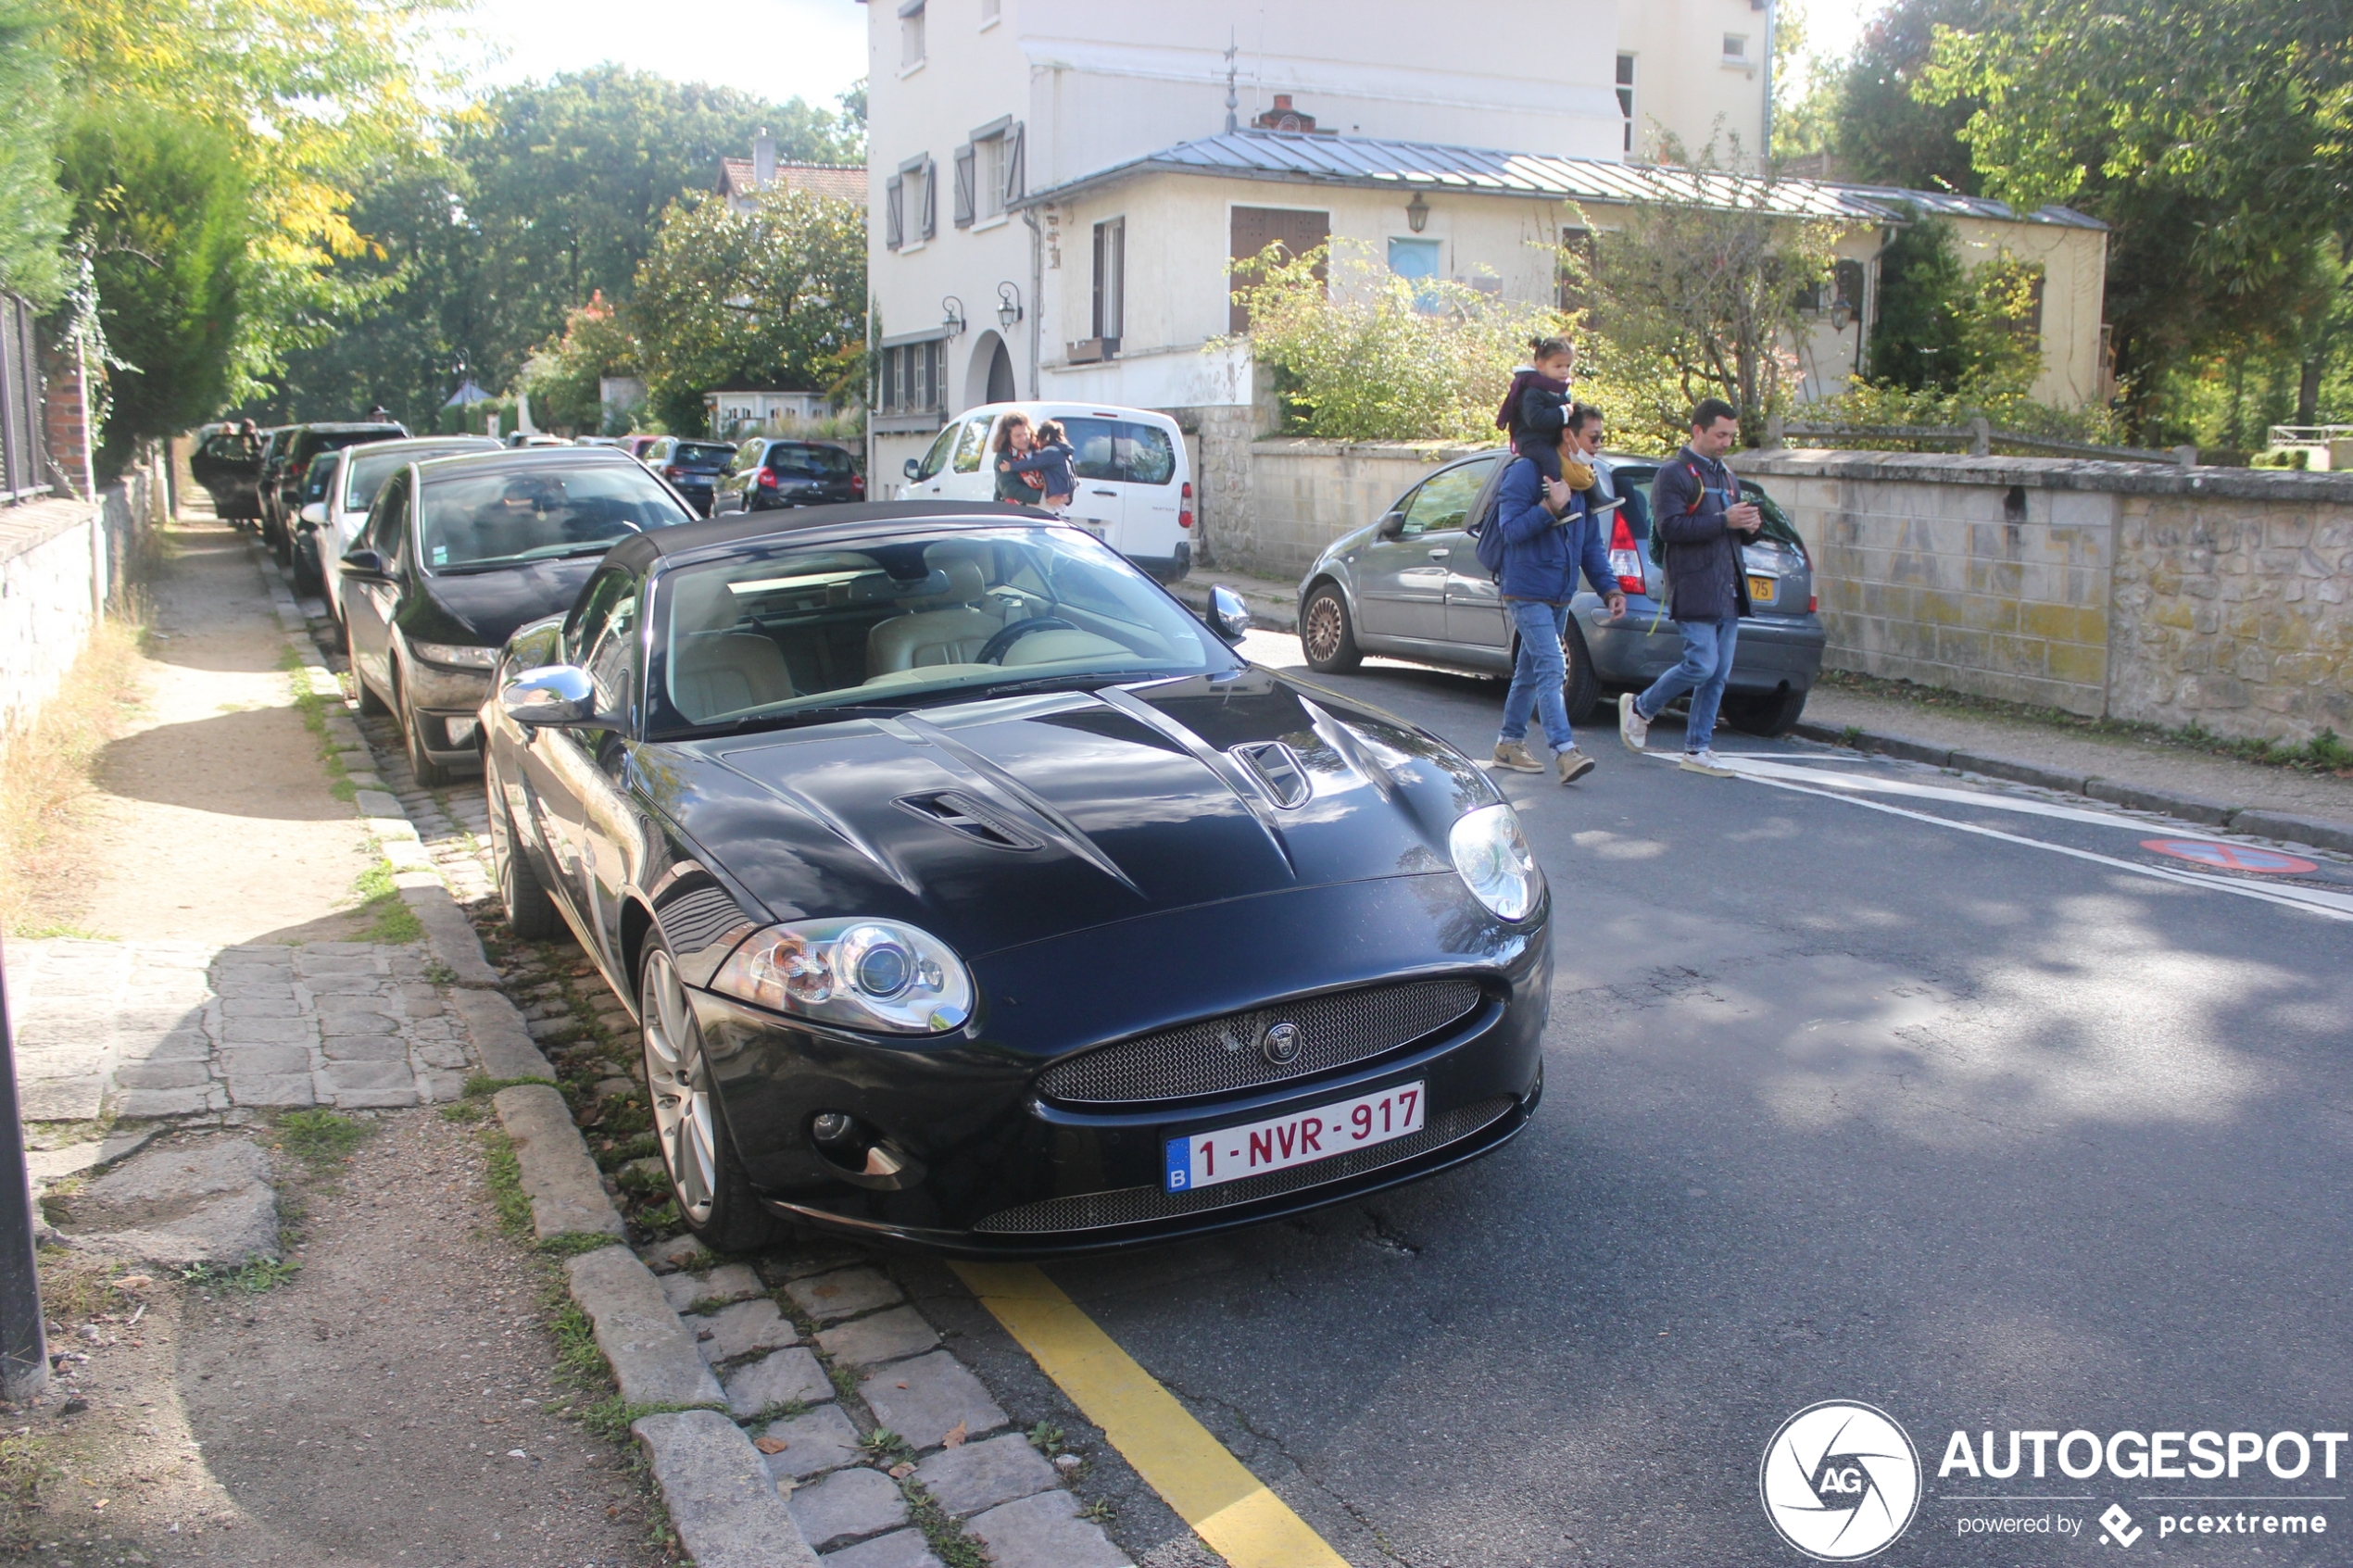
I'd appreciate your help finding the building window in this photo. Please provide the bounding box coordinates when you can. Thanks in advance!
[1091,218,1126,343]
[978,132,1007,221]
[1722,32,1747,64]
[898,157,935,244]
[899,0,925,69]
[1387,236,1442,311]
[1616,55,1636,155]
[879,340,947,414]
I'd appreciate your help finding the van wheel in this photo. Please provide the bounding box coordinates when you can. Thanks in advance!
[1301,584,1362,672]
[1724,686,1807,737]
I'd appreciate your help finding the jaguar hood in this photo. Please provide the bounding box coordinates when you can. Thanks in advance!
[648,670,1499,960]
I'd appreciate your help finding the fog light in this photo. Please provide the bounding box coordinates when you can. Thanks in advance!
[810,1112,859,1147]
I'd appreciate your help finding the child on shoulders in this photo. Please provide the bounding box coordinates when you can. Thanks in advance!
[1497,336,1578,484]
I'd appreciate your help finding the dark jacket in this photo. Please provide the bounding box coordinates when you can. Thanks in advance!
[1002,440,1076,497]
[992,453,1035,503]
[1650,447,1750,621]
[1491,457,1617,604]
[1495,370,1570,443]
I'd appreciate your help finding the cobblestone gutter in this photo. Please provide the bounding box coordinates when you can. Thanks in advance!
[283,561,1134,1566]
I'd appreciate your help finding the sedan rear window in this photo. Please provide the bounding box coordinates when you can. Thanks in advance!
[417,464,691,573]
[1062,419,1176,485]
[346,442,500,509]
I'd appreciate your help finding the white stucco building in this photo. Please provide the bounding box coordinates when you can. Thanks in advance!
[860,0,2108,510]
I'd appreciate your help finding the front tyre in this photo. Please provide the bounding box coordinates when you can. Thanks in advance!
[1560,620,1601,725]
[1301,583,1363,672]
[488,777,558,941]
[641,940,782,1251]
[398,667,456,788]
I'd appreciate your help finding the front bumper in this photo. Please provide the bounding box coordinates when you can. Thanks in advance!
[1579,596,1825,694]
[692,873,1550,1253]
[403,658,493,764]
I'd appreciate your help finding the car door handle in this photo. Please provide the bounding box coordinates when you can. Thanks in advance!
[1427,548,1450,558]
[1091,488,1118,496]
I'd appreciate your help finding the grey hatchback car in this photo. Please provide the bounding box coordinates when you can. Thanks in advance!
[1295,448,1824,735]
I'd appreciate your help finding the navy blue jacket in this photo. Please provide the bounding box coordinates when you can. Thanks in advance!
[1002,440,1076,496]
[1491,457,1617,604]
[1650,447,1750,621]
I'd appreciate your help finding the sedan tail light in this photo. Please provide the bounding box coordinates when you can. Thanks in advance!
[1607,513,1646,596]
[1179,480,1194,529]
[758,470,778,489]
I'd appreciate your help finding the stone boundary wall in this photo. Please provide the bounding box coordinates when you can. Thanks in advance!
[0,462,160,735]
[1220,436,1488,579]
[1742,450,2353,744]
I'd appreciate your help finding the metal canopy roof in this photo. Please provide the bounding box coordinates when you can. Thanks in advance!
[1023,129,2105,231]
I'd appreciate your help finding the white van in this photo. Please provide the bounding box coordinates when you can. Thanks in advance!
[898,402,1194,581]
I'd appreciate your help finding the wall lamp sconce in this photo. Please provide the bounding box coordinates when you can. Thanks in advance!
[1830,299,1854,332]
[941,295,966,336]
[1405,192,1430,232]
[996,281,1024,330]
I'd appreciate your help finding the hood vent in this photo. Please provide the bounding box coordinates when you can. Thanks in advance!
[896,790,1041,851]
[1229,742,1312,809]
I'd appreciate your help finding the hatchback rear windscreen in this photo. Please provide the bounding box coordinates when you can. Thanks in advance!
[766,445,855,477]
[675,444,735,468]
[1063,419,1176,485]
[346,442,500,509]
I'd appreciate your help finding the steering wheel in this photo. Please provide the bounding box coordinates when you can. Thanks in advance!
[976,616,1079,665]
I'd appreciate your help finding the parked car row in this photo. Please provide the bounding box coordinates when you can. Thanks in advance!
[1295,447,1826,736]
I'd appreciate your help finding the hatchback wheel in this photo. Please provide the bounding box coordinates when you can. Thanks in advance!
[641,940,781,1249]
[1301,583,1362,672]
[1724,685,1807,737]
[1559,620,1601,723]
[346,621,388,716]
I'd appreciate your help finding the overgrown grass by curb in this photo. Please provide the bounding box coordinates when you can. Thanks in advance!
[270,1107,374,1172]
[352,858,423,943]
[1819,668,2353,775]
[0,618,148,936]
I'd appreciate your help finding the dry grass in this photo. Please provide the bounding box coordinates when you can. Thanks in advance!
[0,614,149,936]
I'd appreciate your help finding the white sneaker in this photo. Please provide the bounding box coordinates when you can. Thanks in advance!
[1618,693,1649,752]
[1679,749,1737,777]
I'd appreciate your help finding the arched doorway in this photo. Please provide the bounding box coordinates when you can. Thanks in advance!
[965,332,1017,408]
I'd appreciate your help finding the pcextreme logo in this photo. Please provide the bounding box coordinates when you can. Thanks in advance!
[1760,1401,1924,1561]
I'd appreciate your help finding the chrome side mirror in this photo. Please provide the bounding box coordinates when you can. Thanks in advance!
[500,663,600,729]
[1205,584,1251,645]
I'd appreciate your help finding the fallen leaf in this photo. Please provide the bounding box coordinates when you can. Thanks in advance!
[942,1422,968,1449]
[114,1275,153,1291]
[887,1462,915,1479]
[894,1382,908,1389]
[754,1436,789,1455]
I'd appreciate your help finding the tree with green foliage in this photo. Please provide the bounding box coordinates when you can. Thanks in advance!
[54,104,251,475]
[0,0,69,305]
[1865,209,2043,395]
[632,185,865,435]
[1922,0,2353,433]
[522,294,642,434]
[1836,0,1996,193]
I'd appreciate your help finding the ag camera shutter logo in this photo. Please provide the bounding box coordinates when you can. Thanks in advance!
[1760,1400,1922,1560]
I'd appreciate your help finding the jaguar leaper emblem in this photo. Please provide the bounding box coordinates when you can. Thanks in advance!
[1259,1020,1302,1065]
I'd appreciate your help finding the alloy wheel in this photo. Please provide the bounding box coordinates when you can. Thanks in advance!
[642,948,717,1225]
[1304,596,1342,662]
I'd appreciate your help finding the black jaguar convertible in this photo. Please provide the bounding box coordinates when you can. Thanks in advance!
[480,501,1550,1252]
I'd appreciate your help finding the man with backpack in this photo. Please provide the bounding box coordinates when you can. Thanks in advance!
[1618,397,1762,776]
[1483,427,1627,784]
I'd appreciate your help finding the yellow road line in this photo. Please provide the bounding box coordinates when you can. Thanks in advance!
[952,1261,1353,1568]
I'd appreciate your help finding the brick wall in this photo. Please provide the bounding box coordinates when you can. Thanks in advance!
[42,346,90,499]
[1742,450,2353,744]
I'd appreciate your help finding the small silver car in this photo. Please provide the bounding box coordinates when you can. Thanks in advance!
[1295,448,1825,735]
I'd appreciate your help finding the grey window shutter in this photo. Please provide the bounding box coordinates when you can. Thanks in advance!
[886,175,904,249]
[952,144,975,228]
[1004,121,1026,206]
[921,157,937,239]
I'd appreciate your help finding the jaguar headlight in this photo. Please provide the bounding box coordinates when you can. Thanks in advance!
[1448,803,1541,922]
[711,919,973,1034]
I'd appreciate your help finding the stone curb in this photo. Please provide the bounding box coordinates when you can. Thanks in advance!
[633,1409,823,1568]
[570,1248,727,1409]
[493,1085,627,1243]
[447,988,557,1082]
[1790,719,2353,855]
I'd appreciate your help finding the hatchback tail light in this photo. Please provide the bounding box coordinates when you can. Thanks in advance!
[1607,514,1646,596]
[1179,480,1194,529]
[757,470,778,489]
[662,464,685,480]
[851,472,865,498]
[1809,593,1818,613]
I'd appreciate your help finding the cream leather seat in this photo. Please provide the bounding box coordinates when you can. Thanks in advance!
[865,560,1006,673]
[667,573,795,720]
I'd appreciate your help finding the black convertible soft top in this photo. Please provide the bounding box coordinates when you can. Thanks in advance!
[600,499,1060,573]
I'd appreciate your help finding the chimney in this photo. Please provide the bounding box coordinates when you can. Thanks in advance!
[753,127,776,188]
[1252,94,1318,133]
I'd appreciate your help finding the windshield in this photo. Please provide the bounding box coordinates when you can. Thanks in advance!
[346,442,498,509]
[416,463,691,573]
[652,527,1240,733]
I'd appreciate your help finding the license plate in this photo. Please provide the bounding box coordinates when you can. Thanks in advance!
[1164,1082,1426,1193]
[1748,575,1778,604]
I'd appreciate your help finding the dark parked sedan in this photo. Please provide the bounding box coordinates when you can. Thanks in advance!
[713,438,863,514]
[639,437,736,516]
[480,502,1550,1253]
[266,421,408,566]
[1296,448,1825,735]
[339,447,694,787]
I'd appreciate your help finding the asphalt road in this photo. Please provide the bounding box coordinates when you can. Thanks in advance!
[986,635,2353,1567]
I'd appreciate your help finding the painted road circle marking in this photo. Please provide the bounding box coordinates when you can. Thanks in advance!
[2142,839,2319,875]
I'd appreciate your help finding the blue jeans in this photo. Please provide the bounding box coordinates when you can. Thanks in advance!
[1636,616,1739,752]
[1499,599,1575,753]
